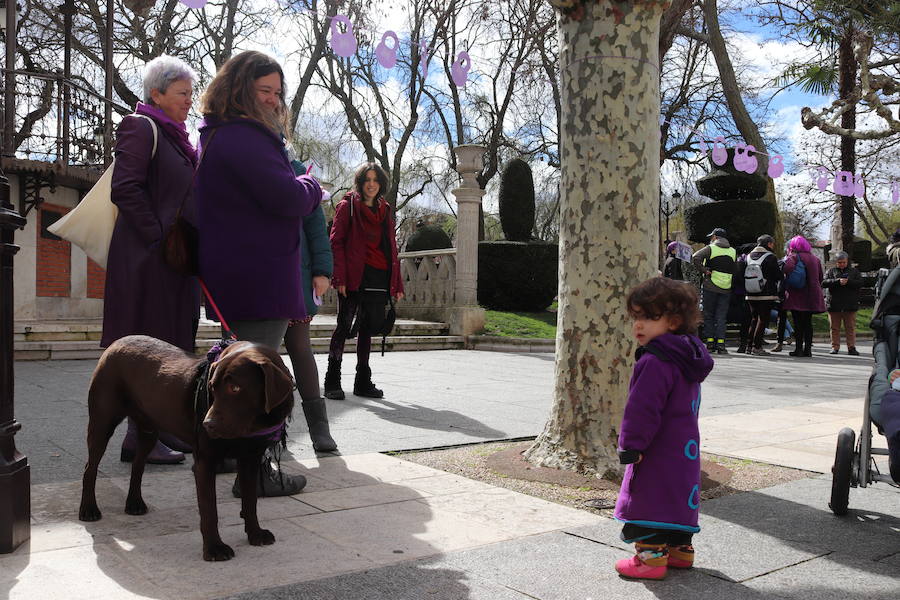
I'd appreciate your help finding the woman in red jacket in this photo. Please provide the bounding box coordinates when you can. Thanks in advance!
[325,163,404,399]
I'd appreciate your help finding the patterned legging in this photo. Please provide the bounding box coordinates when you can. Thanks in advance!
[328,293,371,368]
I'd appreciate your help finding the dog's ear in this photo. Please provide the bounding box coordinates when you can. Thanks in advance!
[256,359,294,413]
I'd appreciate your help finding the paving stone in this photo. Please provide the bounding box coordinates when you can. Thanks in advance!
[744,553,900,599]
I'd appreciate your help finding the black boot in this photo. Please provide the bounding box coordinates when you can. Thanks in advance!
[302,398,338,452]
[323,357,345,400]
[232,451,307,498]
[353,365,384,398]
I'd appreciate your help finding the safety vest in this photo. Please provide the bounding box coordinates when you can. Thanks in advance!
[706,244,736,290]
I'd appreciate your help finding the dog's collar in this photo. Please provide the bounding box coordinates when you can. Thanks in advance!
[246,421,287,442]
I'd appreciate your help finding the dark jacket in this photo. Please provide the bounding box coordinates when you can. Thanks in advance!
[330,191,403,296]
[195,117,321,322]
[102,114,199,351]
[663,256,684,281]
[290,160,333,318]
[743,247,783,300]
[783,251,826,312]
[614,333,714,532]
[691,238,735,294]
[822,265,863,312]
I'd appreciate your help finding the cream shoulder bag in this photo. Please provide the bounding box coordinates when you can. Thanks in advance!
[48,114,158,269]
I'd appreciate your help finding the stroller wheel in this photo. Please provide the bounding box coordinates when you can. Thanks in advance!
[829,427,856,516]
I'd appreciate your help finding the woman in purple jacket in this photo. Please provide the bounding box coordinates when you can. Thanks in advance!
[103,55,200,465]
[196,51,321,497]
[782,236,825,357]
[614,277,714,580]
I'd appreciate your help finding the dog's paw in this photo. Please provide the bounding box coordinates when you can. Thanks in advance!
[248,528,276,546]
[79,504,102,522]
[203,541,235,562]
[124,498,148,516]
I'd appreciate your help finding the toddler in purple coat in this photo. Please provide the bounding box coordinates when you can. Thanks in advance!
[614,277,714,580]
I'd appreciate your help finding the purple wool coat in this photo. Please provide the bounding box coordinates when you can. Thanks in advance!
[614,333,714,533]
[782,250,826,313]
[101,114,199,352]
[195,117,321,322]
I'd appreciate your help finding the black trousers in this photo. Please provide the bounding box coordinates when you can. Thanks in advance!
[748,300,775,349]
[791,310,814,352]
[621,523,693,546]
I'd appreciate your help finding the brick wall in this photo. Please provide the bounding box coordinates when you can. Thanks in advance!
[87,258,106,299]
[36,204,71,297]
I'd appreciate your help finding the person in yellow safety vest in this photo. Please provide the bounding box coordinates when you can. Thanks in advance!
[691,227,736,354]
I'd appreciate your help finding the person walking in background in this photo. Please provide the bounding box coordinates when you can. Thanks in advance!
[742,235,783,356]
[782,235,825,357]
[324,163,404,400]
[195,50,322,496]
[663,241,684,281]
[614,277,714,580]
[102,55,200,465]
[823,251,863,355]
[283,156,337,452]
[692,227,735,354]
[887,230,900,269]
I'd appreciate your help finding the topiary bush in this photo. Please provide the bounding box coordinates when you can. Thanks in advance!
[684,199,777,248]
[405,224,452,252]
[478,241,558,311]
[823,238,873,271]
[498,158,536,242]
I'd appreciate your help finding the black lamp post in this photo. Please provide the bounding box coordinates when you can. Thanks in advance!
[0,0,29,555]
[661,190,680,244]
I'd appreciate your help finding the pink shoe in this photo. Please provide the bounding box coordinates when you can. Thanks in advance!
[615,554,667,580]
[667,544,694,569]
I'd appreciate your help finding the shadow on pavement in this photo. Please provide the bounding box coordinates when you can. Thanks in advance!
[358,397,507,439]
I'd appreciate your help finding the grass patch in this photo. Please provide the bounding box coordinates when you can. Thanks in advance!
[481,308,557,339]
[812,307,873,334]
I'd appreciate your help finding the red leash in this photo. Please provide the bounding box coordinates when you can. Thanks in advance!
[199,277,237,340]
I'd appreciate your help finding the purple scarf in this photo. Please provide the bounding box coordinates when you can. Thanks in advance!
[135,102,198,166]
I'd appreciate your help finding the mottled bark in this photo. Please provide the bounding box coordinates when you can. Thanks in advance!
[524,1,663,475]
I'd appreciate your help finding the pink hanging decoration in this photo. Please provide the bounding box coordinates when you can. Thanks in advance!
[740,145,758,174]
[330,15,357,58]
[375,31,399,69]
[853,174,865,199]
[450,51,471,87]
[419,40,430,79]
[892,180,900,205]
[733,143,748,171]
[179,0,207,7]
[768,155,784,178]
[833,170,854,196]
[711,136,727,166]
[816,167,829,191]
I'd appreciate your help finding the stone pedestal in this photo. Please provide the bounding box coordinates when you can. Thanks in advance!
[450,145,486,335]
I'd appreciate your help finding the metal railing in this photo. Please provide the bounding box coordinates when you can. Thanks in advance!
[2,69,128,168]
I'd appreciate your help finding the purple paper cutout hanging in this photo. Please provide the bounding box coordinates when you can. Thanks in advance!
[740,145,758,174]
[733,143,748,171]
[711,136,727,166]
[419,40,430,79]
[892,181,899,205]
[854,174,865,199]
[450,51,471,87]
[179,0,207,7]
[330,15,357,58]
[375,31,399,69]
[833,170,854,196]
[816,167,829,191]
[768,155,784,178]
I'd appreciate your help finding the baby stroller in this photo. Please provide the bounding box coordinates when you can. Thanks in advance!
[829,267,900,515]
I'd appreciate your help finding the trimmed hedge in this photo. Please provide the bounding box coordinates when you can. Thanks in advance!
[405,224,452,252]
[823,239,873,271]
[684,199,777,247]
[478,241,558,311]
[498,158,536,242]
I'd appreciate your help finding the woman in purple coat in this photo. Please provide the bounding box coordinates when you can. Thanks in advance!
[614,277,714,580]
[102,55,200,465]
[782,235,825,357]
[196,51,321,497]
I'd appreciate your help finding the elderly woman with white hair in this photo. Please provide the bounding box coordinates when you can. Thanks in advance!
[101,55,200,464]
[822,250,863,355]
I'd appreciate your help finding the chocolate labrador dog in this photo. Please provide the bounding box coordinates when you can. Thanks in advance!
[78,335,295,561]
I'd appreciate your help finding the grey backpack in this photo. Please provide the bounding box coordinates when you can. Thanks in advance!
[744,252,771,294]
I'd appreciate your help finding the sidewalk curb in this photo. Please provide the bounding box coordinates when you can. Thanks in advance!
[468,335,555,353]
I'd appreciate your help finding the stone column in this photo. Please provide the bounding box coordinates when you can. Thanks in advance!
[449,145,486,336]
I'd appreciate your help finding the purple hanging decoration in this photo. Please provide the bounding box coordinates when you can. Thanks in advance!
[733,143,748,171]
[853,174,865,199]
[179,0,207,7]
[742,145,758,174]
[833,170,854,196]
[816,167,829,191]
[419,40,430,79]
[711,136,727,166]
[375,31,399,69]
[450,51,471,87]
[892,180,900,205]
[767,154,784,178]
[330,15,357,59]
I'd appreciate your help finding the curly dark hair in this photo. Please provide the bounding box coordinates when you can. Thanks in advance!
[352,162,390,200]
[626,277,701,335]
